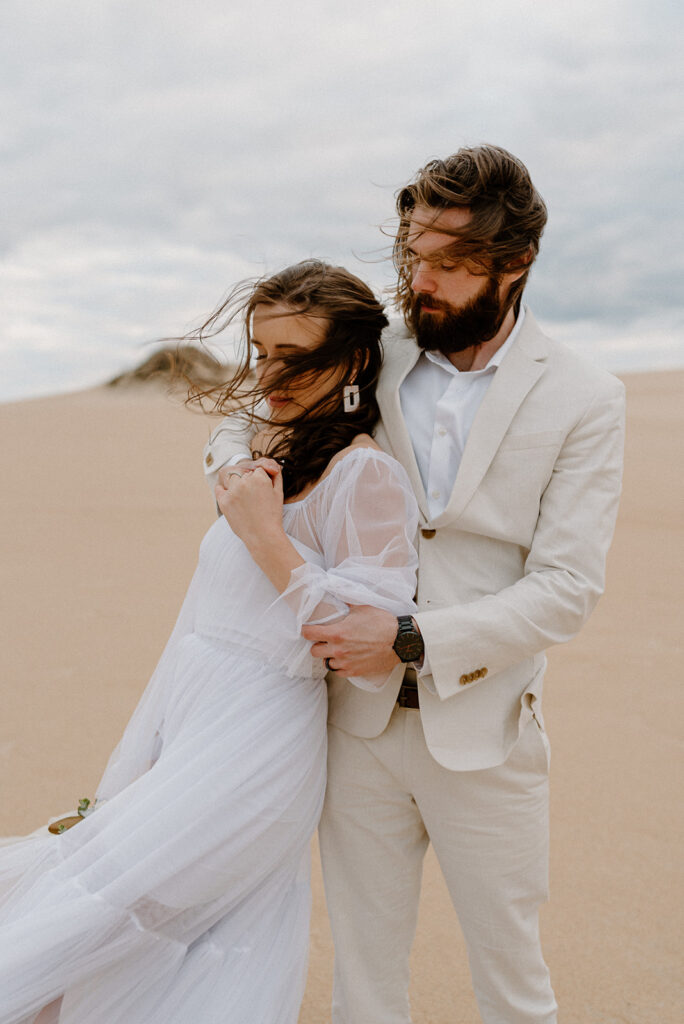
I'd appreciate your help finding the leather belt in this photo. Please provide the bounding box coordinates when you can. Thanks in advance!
[396,665,420,710]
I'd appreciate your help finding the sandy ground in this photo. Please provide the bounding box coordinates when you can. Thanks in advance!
[0,373,681,1023]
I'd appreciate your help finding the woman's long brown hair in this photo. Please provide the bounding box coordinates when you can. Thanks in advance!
[186,260,388,499]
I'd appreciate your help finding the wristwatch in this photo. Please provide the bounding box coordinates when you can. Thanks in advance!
[392,616,424,663]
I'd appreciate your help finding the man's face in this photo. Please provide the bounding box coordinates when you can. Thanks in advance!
[405,205,510,354]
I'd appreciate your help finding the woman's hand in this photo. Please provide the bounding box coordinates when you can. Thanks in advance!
[215,462,304,594]
[217,456,282,488]
[215,464,285,545]
[249,456,282,480]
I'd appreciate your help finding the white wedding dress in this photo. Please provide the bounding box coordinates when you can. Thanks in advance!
[0,448,418,1024]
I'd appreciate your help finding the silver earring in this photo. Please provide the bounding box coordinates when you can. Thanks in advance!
[343,384,360,414]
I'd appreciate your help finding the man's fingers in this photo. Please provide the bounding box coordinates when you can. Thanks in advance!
[302,624,337,642]
[309,641,334,659]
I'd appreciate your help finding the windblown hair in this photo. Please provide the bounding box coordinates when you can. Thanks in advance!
[393,144,548,325]
[187,260,388,499]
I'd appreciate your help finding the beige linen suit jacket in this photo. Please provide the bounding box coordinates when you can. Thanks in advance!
[203,309,625,772]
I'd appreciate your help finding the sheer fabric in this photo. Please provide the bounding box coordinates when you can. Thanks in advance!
[0,447,418,1024]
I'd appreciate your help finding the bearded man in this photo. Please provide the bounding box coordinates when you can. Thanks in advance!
[204,145,625,1024]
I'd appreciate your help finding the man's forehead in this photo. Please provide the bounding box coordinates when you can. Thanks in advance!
[407,205,472,250]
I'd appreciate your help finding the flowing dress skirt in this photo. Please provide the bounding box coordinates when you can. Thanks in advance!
[0,447,420,1023]
[0,520,328,1024]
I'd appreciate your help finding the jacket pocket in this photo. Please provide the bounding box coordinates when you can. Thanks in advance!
[498,429,565,452]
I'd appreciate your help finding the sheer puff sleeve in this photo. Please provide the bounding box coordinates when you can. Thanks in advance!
[274,448,419,689]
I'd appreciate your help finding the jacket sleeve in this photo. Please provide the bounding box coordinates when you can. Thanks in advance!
[415,375,626,700]
[202,409,262,493]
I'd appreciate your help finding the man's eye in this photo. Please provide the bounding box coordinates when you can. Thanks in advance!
[439,262,459,272]
[254,353,266,361]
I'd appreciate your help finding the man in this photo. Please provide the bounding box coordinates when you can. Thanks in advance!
[203,145,625,1023]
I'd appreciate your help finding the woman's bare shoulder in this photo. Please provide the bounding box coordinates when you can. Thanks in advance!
[325,435,381,471]
[339,433,381,455]
[349,433,381,450]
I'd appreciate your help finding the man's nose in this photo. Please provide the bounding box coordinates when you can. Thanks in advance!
[411,262,436,293]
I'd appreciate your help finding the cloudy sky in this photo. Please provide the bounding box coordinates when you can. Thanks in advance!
[1,0,682,401]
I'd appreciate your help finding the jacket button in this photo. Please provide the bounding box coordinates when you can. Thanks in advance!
[421,528,436,539]
[459,674,469,685]
[205,452,214,467]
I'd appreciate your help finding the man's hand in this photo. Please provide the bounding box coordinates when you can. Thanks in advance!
[302,605,400,678]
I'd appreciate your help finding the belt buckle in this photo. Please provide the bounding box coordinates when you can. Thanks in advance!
[397,686,410,708]
[397,678,419,709]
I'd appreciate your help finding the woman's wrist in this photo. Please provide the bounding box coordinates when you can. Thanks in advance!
[242,527,305,594]
[242,521,288,555]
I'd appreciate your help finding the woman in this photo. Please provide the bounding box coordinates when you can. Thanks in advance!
[0,261,419,1023]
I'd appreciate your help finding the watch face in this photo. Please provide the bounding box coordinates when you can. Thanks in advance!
[394,633,424,662]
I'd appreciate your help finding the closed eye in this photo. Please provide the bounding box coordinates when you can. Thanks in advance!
[406,247,463,272]
[252,343,301,361]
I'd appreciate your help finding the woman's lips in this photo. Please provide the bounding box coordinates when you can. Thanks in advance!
[267,395,290,407]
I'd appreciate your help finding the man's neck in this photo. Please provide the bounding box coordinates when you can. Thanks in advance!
[445,306,518,372]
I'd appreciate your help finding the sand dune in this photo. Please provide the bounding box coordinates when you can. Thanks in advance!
[1,373,681,1023]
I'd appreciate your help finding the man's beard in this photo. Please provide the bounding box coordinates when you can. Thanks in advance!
[409,276,509,355]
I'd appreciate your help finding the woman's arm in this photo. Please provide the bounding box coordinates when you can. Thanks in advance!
[215,465,304,593]
[217,450,420,686]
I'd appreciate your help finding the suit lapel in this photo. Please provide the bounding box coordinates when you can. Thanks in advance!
[432,312,550,527]
[376,330,430,520]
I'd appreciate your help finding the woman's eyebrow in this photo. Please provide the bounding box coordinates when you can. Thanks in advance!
[252,339,301,352]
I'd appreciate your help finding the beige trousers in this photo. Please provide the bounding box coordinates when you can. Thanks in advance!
[318,707,558,1024]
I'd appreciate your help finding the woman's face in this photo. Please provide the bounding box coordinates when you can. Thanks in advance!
[251,302,339,423]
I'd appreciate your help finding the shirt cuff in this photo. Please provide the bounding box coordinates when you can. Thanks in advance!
[416,650,437,694]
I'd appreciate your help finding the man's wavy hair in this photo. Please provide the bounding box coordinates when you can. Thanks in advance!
[393,144,547,326]
[186,260,388,499]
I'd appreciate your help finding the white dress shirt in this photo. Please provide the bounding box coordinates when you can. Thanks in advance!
[400,306,526,520]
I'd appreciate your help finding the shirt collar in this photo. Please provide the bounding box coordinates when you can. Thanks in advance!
[423,304,526,377]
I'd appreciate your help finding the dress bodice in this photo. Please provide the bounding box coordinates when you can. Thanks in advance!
[193,447,420,679]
